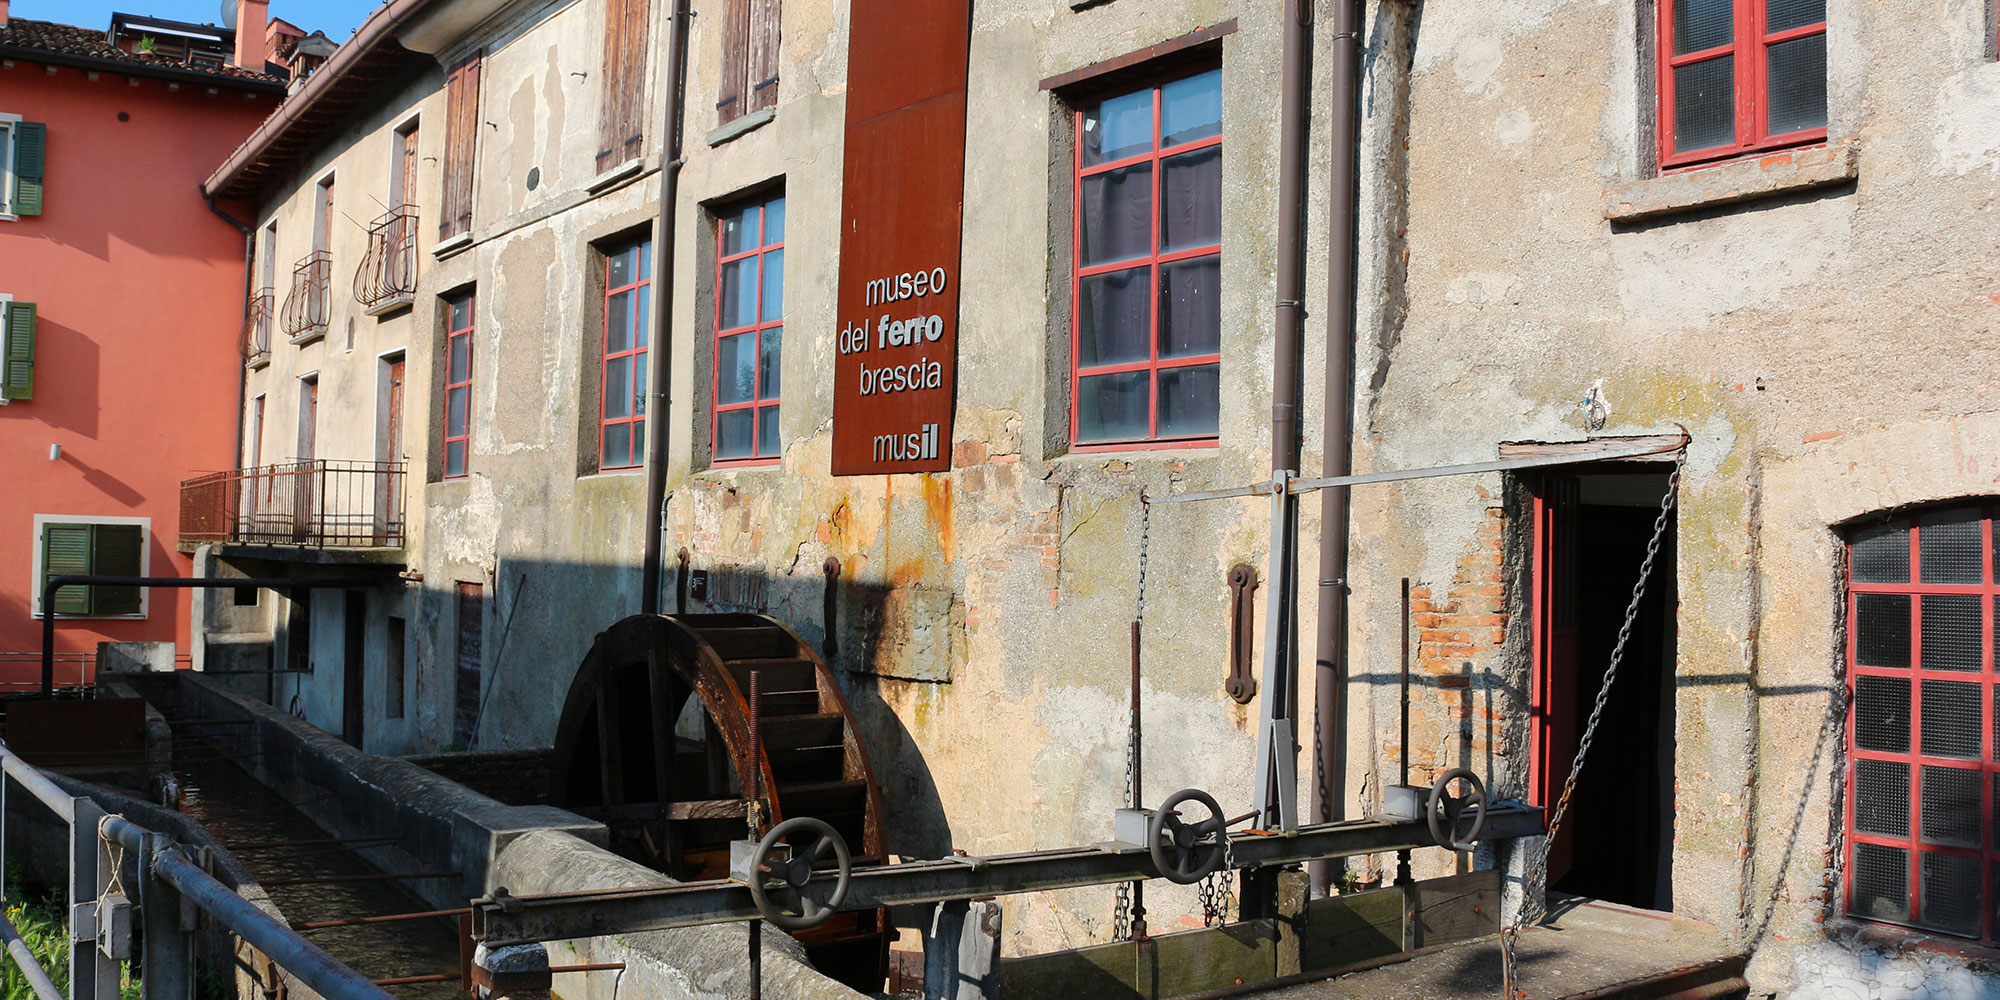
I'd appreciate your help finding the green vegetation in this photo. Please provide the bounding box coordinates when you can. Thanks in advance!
[0,887,140,1000]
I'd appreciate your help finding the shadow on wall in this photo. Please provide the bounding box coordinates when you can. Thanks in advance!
[0,312,97,439]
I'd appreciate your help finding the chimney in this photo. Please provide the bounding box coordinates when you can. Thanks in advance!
[0,0,11,31]
[233,0,268,71]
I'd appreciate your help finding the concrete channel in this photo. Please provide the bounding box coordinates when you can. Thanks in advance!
[5,669,871,1000]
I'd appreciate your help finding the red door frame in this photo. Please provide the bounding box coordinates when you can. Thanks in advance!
[1529,474,1580,882]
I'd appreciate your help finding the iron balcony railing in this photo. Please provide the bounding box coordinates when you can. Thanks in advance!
[243,286,274,366]
[354,205,418,311]
[279,249,331,340]
[180,459,406,549]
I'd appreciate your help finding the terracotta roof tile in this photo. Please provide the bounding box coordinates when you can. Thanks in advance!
[0,16,285,86]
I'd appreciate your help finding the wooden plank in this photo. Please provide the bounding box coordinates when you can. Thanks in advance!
[994,920,1277,1000]
[746,0,780,113]
[716,0,748,124]
[1496,434,1686,464]
[1299,885,1404,974]
[1408,870,1500,950]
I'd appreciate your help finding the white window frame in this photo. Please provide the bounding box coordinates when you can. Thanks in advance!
[0,291,13,407]
[30,514,153,619]
[0,112,20,220]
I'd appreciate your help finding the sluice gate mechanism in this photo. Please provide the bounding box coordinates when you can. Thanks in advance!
[547,612,891,988]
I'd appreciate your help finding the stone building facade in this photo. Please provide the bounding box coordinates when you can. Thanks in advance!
[185,0,2000,993]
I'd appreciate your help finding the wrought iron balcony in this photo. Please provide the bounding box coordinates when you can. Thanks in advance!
[354,205,418,312]
[279,250,331,341]
[243,286,273,367]
[179,460,406,550]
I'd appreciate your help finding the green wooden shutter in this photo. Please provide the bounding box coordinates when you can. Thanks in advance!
[12,122,44,217]
[90,524,144,615]
[3,302,36,401]
[42,523,92,615]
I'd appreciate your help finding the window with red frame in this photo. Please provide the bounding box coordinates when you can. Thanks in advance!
[1845,507,1997,942]
[713,195,783,463]
[600,238,651,470]
[442,292,474,479]
[1659,0,1827,169]
[1071,66,1222,448]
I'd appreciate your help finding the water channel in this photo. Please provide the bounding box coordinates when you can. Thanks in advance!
[173,734,462,997]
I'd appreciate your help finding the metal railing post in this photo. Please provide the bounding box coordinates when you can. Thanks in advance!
[69,795,118,1000]
[138,832,194,1000]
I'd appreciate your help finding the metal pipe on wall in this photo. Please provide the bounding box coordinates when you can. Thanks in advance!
[1309,0,1364,897]
[640,0,693,616]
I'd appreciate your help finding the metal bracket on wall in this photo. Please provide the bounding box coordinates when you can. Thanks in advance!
[1226,565,1259,704]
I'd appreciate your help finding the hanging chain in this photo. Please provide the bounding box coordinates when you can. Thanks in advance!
[1116,496,1155,941]
[1198,829,1236,927]
[1501,448,1684,999]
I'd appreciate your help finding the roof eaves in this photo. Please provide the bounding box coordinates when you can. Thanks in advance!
[202,0,447,202]
[0,43,287,93]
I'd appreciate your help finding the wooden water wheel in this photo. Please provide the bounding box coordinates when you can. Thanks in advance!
[548,613,890,989]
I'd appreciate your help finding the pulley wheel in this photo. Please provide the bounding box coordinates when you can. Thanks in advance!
[746,817,852,931]
[1426,767,1488,852]
[1148,788,1227,885]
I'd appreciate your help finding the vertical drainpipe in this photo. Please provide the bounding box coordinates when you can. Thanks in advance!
[640,0,693,616]
[206,195,256,470]
[1309,0,1363,897]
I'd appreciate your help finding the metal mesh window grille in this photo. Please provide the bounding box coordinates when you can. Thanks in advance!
[1846,505,1999,941]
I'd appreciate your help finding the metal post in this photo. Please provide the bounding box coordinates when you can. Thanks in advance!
[1127,619,1146,939]
[70,796,118,1000]
[139,833,195,1000]
[1251,472,1299,832]
[1396,579,1413,888]
[747,919,762,1000]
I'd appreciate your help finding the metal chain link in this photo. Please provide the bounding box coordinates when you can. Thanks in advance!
[1198,831,1236,927]
[1501,448,1685,999]
[1115,496,1155,941]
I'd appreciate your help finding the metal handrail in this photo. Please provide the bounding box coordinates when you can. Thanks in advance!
[179,459,406,548]
[353,205,418,310]
[279,250,331,340]
[0,742,397,1000]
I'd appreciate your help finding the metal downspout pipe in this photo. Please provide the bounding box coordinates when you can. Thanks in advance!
[1251,0,1312,835]
[206,195,256,502]
[640,0,692,616]
[1309,0,1364,897]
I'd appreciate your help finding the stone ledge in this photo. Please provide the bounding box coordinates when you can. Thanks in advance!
[1603,141,1858,223]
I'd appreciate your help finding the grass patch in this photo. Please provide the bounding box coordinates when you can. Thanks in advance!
[2,886,140,1000]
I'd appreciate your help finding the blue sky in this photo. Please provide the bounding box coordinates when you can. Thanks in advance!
[13,0,385,41]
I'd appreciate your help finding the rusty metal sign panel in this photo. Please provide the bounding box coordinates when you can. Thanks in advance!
[830,0,972,475]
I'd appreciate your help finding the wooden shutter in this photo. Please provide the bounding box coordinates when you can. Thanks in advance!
[746,0,780,114]
[13,122,44,217]
[42,524,92,616]
[3,301,35,401]
[90,525,143,615]
[440,54,481,240]
[717,0,749,125]
[597,0,650,167]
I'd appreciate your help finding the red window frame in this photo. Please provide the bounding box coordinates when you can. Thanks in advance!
[1657,0,1828,170]
[1844,507,1999,944]
[711,196,783,466]
[442,292,475,480]
[1069,66,1223,452]
[599,238,651,471]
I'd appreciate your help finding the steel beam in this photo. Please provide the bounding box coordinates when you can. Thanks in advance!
[473,806,1542,947]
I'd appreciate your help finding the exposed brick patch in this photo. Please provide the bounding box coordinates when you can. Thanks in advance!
[1405,506,1511,780]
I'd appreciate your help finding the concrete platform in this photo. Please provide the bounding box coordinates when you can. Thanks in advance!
[1248,897,1747,1000]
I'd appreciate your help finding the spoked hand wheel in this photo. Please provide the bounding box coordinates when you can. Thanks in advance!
[746,817,852,930]
[1147,788,1228,884]
[1426,767,1489,852]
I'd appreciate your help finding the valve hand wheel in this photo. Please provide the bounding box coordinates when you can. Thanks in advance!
[1426,767,1489,852]
[1148,788,1227,885]
[746,817,852,931]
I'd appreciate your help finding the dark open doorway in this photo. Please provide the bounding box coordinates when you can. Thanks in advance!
[1530,468,1678,912]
